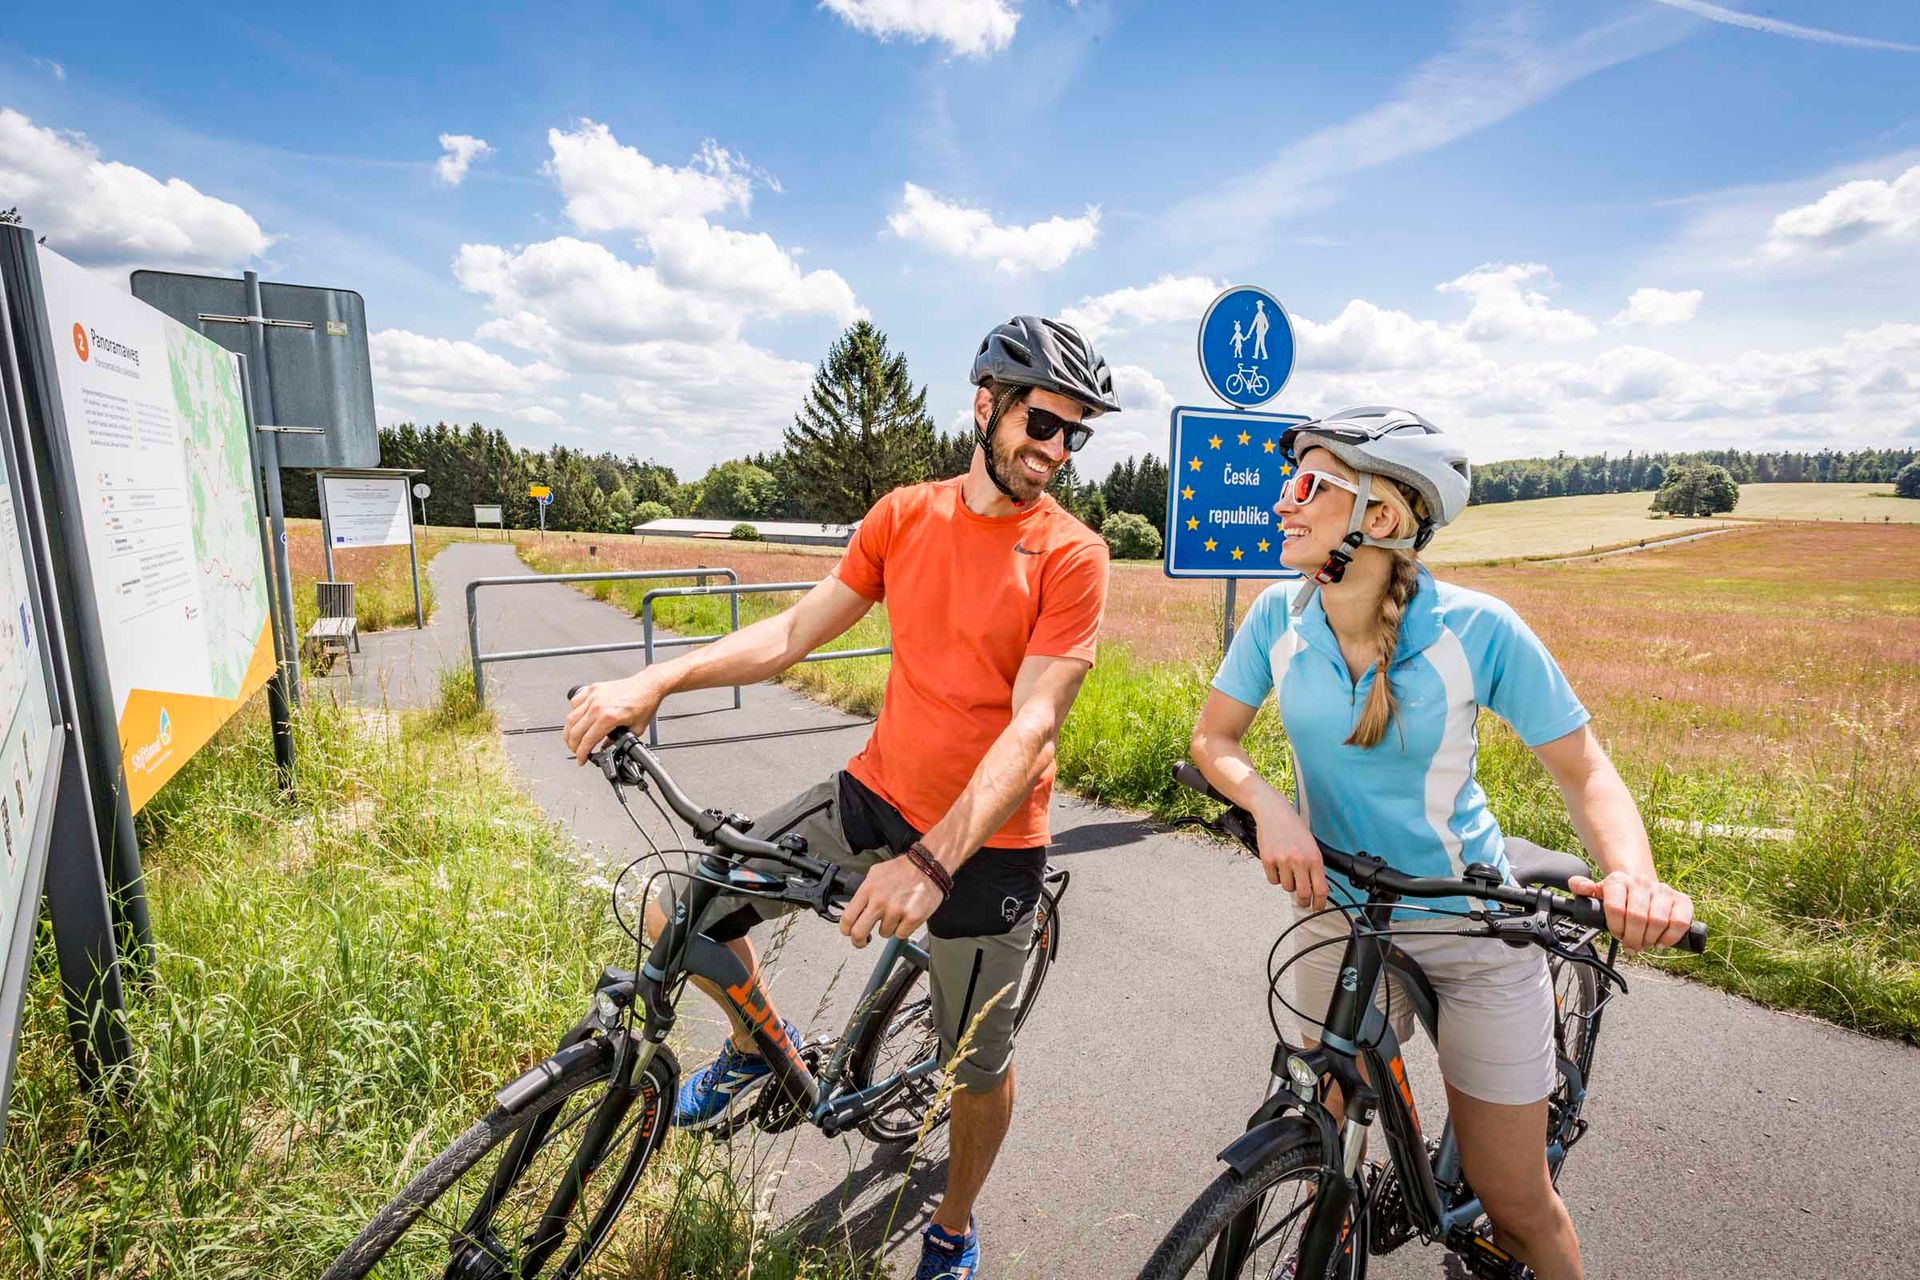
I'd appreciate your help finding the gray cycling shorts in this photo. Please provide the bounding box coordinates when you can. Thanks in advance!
[658,776,1038,1092]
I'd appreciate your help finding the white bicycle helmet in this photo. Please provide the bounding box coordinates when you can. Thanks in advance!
[1279,406,1471,613]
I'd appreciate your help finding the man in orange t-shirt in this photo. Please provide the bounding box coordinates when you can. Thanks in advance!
[565,316,1121,1276]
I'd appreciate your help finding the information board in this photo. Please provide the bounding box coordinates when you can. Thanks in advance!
[1164,405,1310,579]
[37,247,274,812]
[320,473,410,549]
[0,272,67,1121]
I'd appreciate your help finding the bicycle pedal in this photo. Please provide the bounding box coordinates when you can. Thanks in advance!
[1448,1229,1532,1279]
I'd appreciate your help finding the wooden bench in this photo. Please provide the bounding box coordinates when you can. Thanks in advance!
[304,581,359,673]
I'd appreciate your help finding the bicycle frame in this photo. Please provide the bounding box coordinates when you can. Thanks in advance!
[1223,891,1614,1278]
[628,852,952,1139]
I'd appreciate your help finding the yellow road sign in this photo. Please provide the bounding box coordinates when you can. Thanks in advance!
[528,484,551,499]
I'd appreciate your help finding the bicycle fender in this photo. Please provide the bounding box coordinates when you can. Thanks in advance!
[1218,1114,1318,1178]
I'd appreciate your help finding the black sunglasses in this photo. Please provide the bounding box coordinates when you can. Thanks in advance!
[1021,404,1094,453]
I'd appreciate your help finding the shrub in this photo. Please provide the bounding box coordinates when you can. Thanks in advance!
[1650,463,1739,517]
[729,522,763,541]
[1102,511,1162,560]
[1896,461,1920,499]
[632,500,672,526]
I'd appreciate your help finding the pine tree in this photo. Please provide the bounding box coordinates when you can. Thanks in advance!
[784,321,936,523]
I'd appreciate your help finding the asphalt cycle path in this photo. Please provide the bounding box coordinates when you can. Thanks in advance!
[340,540,1919,1279]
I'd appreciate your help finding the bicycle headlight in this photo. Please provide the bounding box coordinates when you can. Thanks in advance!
[1285,1053,1318,1094]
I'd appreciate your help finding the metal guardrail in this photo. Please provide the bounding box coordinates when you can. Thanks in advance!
[466,567,739,710]
[640,580,891,745]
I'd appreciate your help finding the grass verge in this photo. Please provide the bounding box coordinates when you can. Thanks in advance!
[0,681,878,1277]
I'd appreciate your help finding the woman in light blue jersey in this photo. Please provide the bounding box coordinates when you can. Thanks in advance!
[1190,407,1694,1280]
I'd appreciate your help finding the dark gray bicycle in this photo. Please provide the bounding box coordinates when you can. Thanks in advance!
[321,708,1065,1279]
[1139,762,1705,1280]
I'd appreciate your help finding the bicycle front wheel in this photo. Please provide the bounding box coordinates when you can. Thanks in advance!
[1137,1120,1357,1280]
[323,1038,678,1280]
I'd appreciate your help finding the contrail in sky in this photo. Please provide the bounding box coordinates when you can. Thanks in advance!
[1650,0,1919,53]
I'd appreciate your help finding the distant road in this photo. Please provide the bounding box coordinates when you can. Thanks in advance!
[348,541,1920,1280]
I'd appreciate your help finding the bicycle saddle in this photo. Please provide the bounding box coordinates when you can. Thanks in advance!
[1504,838,1592,893]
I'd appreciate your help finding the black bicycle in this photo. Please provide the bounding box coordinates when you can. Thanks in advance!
[322,706,1065,1279]
[1139,762,1705,1280]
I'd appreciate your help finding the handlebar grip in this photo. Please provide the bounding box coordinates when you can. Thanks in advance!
[1554,891,1709,953]
[1171,761,1231,807]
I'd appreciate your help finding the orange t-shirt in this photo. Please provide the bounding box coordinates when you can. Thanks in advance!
[833,477,1109,847]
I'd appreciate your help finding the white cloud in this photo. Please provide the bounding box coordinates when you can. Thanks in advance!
[1762,164,1920,258]
[1109,363,1175,418]
[1060,275,1223,341]
[646,217,861,322]
[887,182,1099,273]
[0,107,269,273]
[1437,263,1597,343]
[1171,8,1687,243]
[1294,298,1481,371]
[435,134,493,186]
[822,0,1020,57]
[31,57,65,81]
[546,121,754,233]
[439,120,865,463]
[370,328,568,421]
[1648,1,1920,54]
[1612,287,1703,328]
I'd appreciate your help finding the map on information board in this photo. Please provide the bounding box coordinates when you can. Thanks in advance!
[36,247,273,811]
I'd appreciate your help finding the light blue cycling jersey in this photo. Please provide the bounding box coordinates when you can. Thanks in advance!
[1211,569,1589,918]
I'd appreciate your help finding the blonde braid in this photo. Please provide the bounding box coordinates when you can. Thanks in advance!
[1345,551,1421,749]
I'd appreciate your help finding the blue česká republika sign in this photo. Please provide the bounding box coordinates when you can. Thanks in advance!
[1164,406,1309,579]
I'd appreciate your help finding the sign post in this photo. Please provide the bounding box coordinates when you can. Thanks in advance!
[317,469,425,629]
[529,484,552,536]
[1171,285,1304,651]
[413,481,431,530]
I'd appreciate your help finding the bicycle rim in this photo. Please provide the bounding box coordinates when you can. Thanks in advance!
[1137,1125,1354,1280]
[328,1041,676,1279]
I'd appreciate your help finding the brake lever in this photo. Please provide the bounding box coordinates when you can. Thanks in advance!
[1485,904,1629,992]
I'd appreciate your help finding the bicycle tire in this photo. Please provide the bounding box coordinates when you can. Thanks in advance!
[322,1039,677,1280]
[1136,1119,1357,1280]
[847,889,1059,1144]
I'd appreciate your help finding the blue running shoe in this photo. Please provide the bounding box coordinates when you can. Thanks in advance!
[673,1021,799,1131]
[915,1218,980,1280]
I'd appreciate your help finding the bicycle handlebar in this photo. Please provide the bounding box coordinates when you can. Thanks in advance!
[1171,762,1707,954]
[569,686,864,910]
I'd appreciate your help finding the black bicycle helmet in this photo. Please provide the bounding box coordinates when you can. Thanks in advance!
[970,316,1123,417]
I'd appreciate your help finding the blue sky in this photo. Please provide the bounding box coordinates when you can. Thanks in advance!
[2,0,1916,479]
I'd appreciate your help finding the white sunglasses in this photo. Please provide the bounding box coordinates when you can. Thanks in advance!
[1282,469,1383,506]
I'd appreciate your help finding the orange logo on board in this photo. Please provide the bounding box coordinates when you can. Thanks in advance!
[72,323,89,361]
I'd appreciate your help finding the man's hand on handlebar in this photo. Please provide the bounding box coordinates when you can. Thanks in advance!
[839,858,944,949]
[565,675,666,766]
[1566,869,1696,955]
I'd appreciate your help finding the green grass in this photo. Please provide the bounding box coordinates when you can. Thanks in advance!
[0,682,883,1277]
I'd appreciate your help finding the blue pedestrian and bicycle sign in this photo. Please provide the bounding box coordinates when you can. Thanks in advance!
[1198,285,1295,409]
[1163,406,1309,579]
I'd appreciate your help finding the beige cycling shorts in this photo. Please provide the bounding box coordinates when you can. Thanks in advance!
[1276,904,1557,1106]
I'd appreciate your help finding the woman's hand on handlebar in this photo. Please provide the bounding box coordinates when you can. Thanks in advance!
[1253,799,1330,911]
[565,674,665,766]
[1566,869,1695,954]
